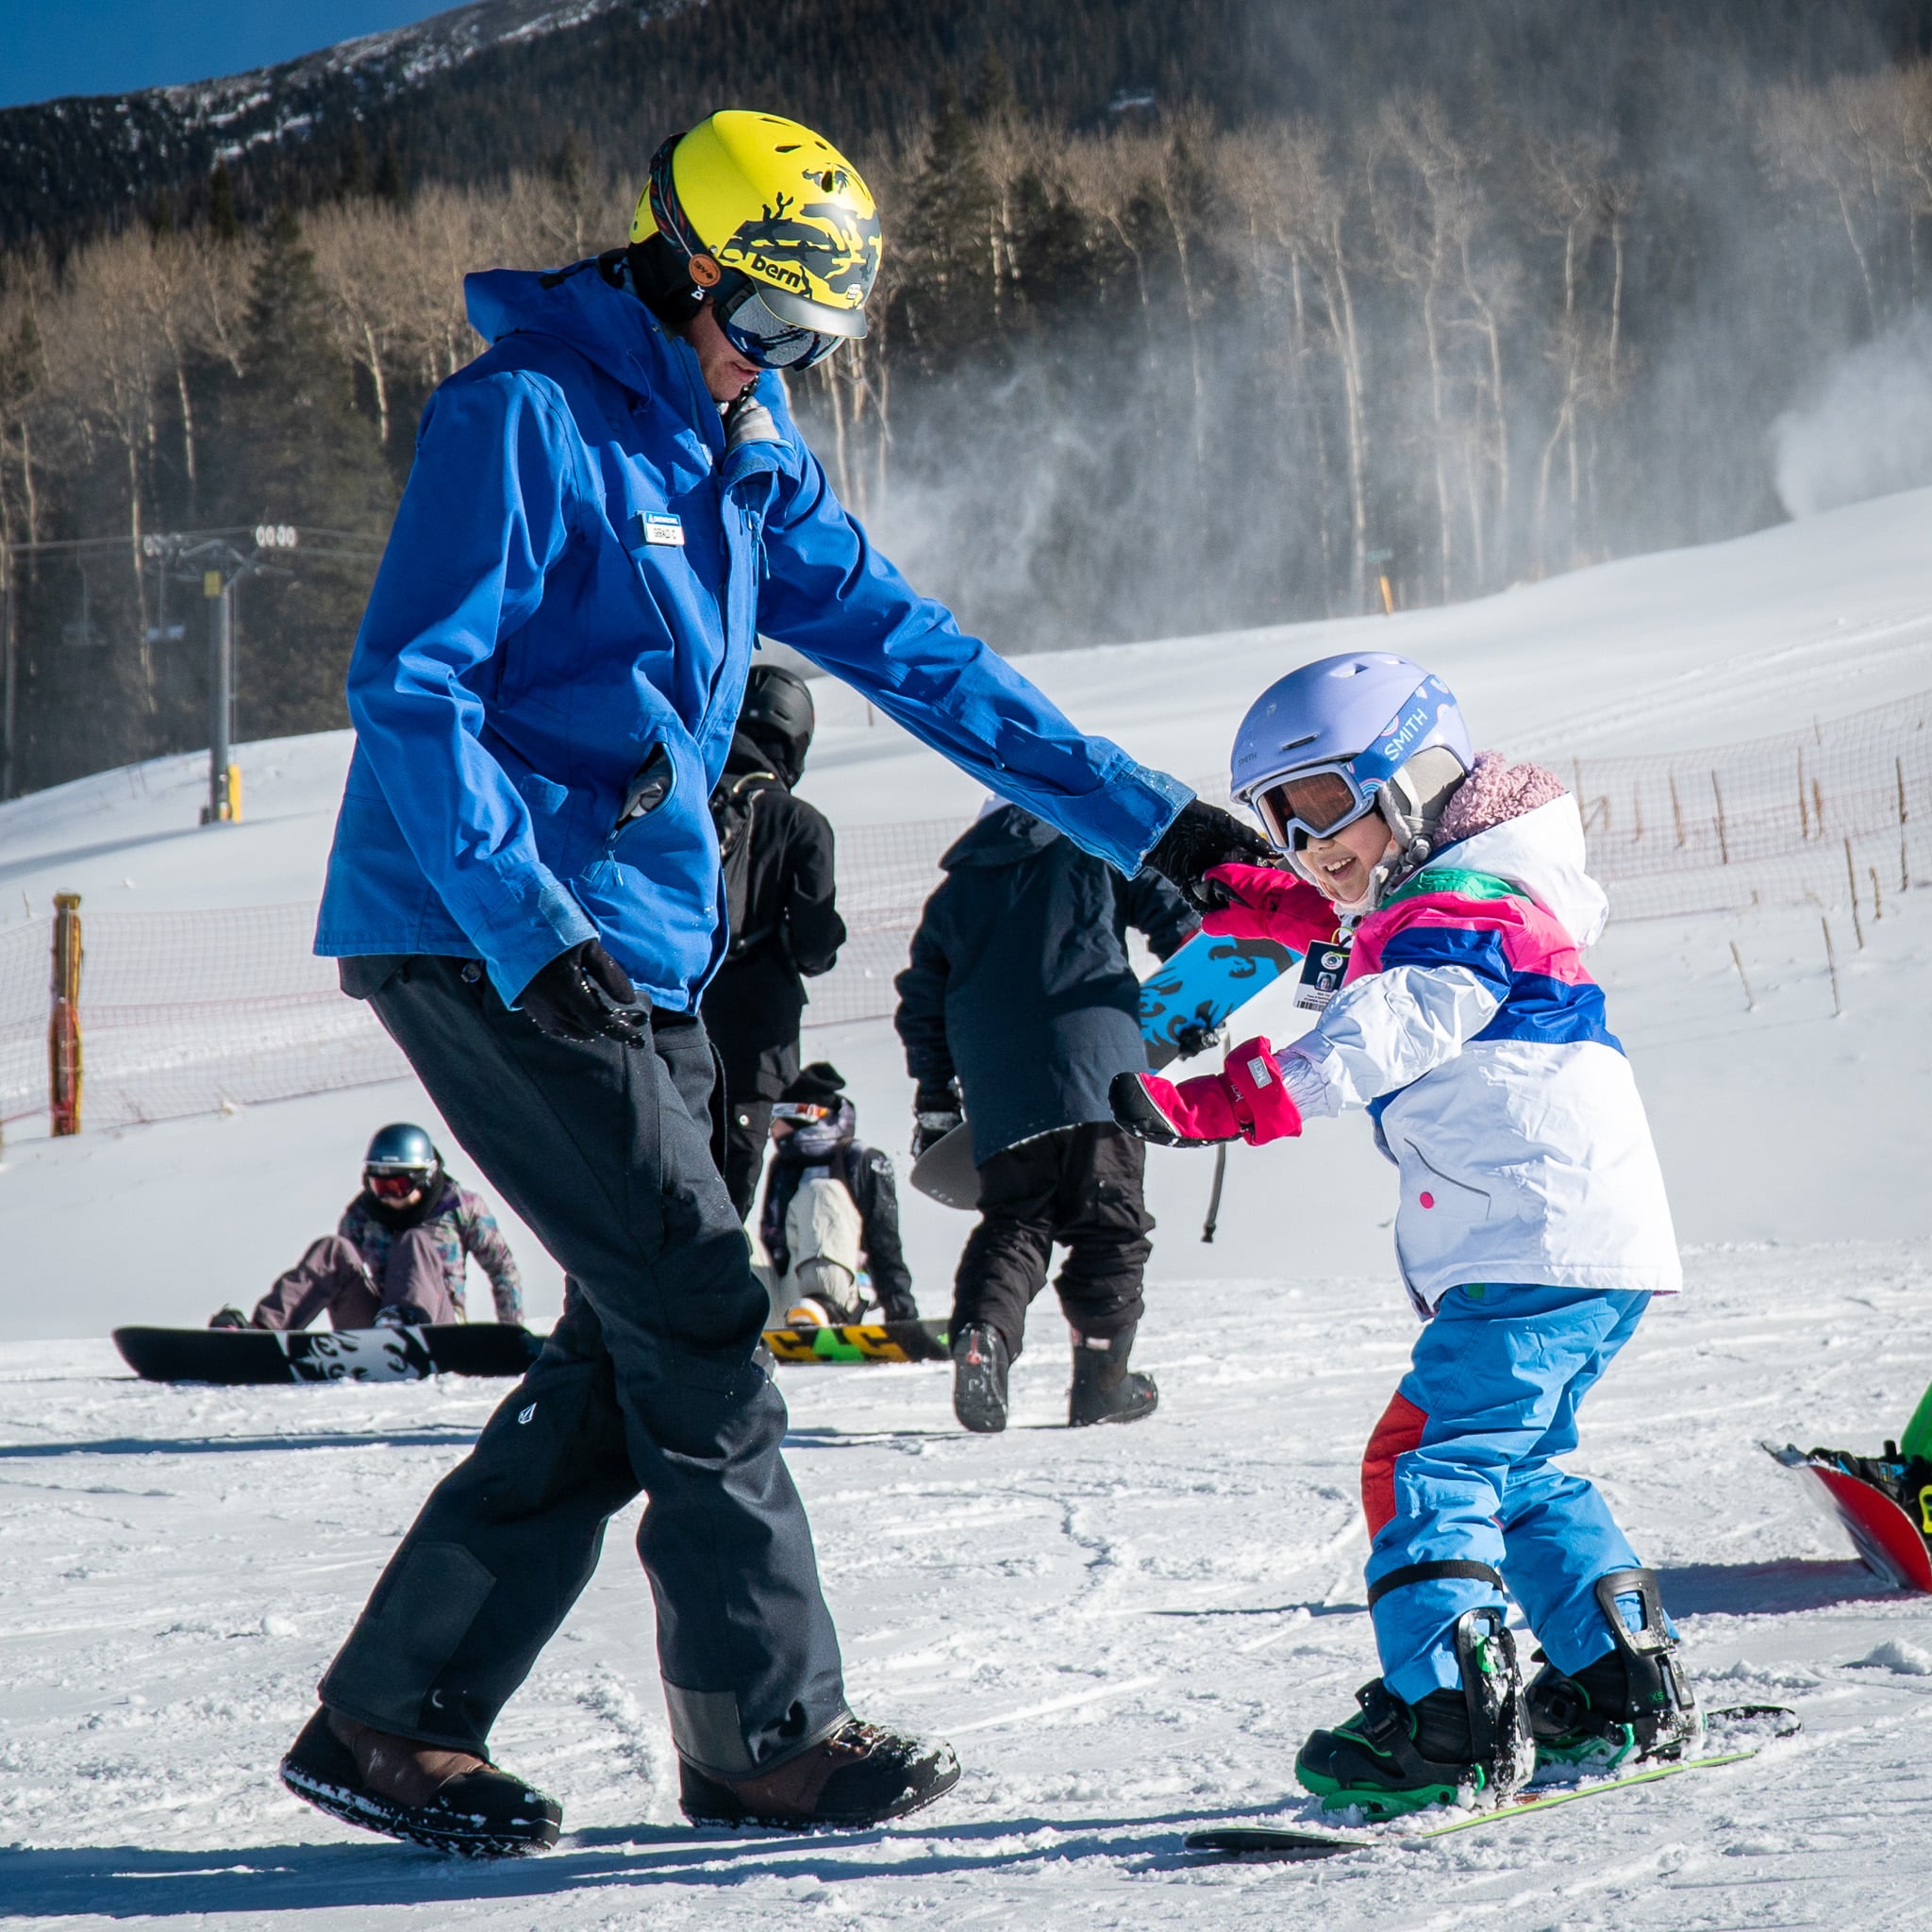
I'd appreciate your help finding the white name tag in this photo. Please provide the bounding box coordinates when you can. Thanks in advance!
[637,511,685,547]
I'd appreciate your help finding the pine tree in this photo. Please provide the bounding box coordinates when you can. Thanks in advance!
[208,163,241,244]
[206,208,394,739]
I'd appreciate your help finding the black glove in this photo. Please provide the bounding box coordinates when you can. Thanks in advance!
[911,1079,963,1157]
[1144,799,1273,912]
[521,940,649,1044]
[208,1307,251,1330]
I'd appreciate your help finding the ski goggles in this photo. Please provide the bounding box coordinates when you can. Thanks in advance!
[772,1101,834,1124]
[365,1168,429,1201]
[712,271,846,372]
[1239,675,1456,849]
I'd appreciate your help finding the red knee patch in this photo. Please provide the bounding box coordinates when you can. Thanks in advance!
[1361,1391,1428,1539]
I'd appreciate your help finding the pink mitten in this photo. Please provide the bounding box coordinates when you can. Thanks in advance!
[1201,863,1337,952]
[1221,1035,1305,1145]
[1109,1035,1305,1149]
[1109,1067,1243,1146]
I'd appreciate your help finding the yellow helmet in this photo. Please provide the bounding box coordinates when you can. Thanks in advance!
[631,111,880,363]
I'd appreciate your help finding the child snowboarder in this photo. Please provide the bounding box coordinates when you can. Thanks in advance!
[1111,651,1698,1817]
[759,1063,917,1327]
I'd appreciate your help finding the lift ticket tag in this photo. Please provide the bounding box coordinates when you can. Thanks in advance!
[1295,932,1353,1011]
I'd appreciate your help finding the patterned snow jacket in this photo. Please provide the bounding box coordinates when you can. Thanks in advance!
[1271,759,1681,1315]
[338,1178,524,1324]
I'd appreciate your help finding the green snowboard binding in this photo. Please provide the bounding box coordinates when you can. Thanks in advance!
[1295,1604,1533,1818]
[1527,1567,1703,1774]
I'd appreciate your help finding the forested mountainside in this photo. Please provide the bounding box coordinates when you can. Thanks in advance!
[4,0,1932,793]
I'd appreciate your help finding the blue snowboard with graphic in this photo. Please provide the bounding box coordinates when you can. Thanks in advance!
[1139,928,1305,1069]
[910,928,1307,1208]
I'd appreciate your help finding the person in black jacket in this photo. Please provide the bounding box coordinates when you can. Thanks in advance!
[701,665,847,1219]
[894,803,1197,1435]
[759,1063,917,1326]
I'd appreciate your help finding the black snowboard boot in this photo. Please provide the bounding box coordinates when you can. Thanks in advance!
[280,1707,562,1857]
[679,1717,960,1830]
[952,1323,1010,1434]
[1528,1568,1703,1774]
[1295,1607,1533,1818]
[1067,1327,1158,1427]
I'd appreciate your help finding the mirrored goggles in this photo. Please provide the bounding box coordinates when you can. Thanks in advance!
[365,1168,428,1201]
[772,1101,834,1124]
[1238,674,1455,850]
[1248,764,1380,850]
[714,272,844,372]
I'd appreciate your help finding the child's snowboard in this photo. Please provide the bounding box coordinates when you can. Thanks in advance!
[112,1324,541,1387]
[911,927,1307,1210]
[762,1319,950,1364]
[1184,1707,1799,1861]
[1763,1441,1932,1591]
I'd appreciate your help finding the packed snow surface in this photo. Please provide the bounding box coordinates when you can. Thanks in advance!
[4,491,1932,1925]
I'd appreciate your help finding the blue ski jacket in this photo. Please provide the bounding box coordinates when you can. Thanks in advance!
[314,254,1191,1008]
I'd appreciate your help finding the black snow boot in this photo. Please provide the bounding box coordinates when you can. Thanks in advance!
[1067,1327,1158,1427]
[280,1707,562,1857]
[1528,1568,1703,1774]
[952,1323,1011,1434]
[1295,1606,1533,1818]
[679,1717,961,1830]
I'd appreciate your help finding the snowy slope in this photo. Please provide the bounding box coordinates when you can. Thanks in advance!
[2,491,1931,1926]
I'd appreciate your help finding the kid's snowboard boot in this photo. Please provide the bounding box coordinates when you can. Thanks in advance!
[952,1322,1010,1434]
[678,1716,961,1830]
[785,1259,867,1328]
[280,1707,561,1857]
[1295,1606,1533,1818]
[1527,1567,1703,1774]
[1067,1327,1158,1427]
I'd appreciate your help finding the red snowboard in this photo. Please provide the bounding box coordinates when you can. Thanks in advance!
[1766,1443,1932,1592]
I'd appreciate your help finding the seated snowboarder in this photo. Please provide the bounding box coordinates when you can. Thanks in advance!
[894,801,1196,1434]
[1111,652,1699,1816]
[210,1124,524,1332]
[759,1062,915,1327]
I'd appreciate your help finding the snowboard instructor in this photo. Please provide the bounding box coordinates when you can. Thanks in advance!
[286,110,1265,1856]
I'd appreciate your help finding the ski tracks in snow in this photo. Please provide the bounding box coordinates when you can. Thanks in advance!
[5,1240,1932,1925]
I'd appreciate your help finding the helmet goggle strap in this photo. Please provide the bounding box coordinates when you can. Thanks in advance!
[366,1168,429,1201]
[1239,674,1458,852]
[773,1102,833,1124]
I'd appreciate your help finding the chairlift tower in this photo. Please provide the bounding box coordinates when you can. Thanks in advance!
[142,525,297,824]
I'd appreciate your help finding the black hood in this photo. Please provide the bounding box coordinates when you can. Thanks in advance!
[940,804,1059,872]
[725,727,796,789]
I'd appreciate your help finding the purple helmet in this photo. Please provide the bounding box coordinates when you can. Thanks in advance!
[1229,652,1474,857]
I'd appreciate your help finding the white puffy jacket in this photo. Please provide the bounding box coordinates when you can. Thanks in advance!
[1277,797,1681,1314]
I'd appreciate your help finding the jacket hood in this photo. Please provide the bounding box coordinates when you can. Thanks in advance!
[941,803,1060,871]
[466,254,693,408]
[1423,795,1608,948]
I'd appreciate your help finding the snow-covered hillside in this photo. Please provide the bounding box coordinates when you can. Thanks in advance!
[2,491,1930,1926]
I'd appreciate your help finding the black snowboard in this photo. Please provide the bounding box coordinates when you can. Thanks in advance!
[112,1323,541,1386]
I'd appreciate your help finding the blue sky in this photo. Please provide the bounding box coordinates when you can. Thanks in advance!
[0,1,458,109]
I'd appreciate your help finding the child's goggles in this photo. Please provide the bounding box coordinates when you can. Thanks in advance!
[1237,674,1454,849]
[772,1101,834,1124]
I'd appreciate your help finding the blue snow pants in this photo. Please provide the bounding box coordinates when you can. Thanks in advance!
[1361,1283,1653,1705]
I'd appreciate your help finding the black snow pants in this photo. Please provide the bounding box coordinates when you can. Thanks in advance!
[952,1123,1154,1358]
[315,955,846,1783]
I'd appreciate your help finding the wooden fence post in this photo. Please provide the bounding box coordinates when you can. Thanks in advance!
[49,891,82,1137]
